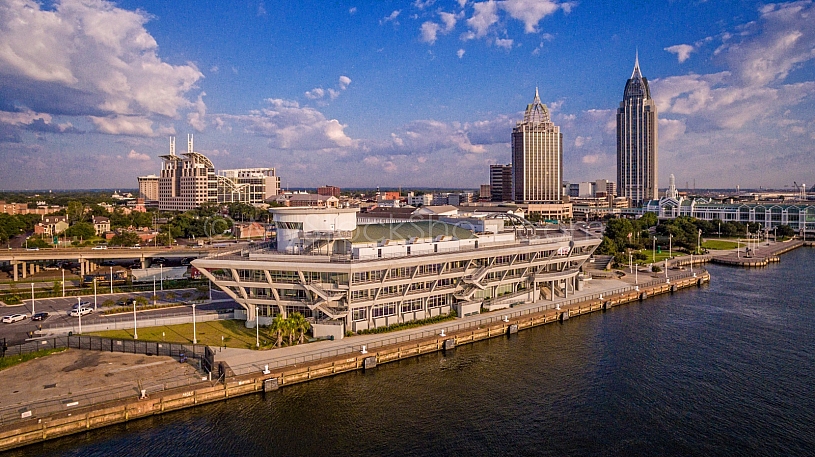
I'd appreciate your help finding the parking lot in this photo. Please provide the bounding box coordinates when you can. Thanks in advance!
[1,289,235,345]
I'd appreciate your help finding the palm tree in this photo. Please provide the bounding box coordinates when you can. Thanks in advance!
[285,317,297,346]
[270,315,286,348]
[289,312,311,344]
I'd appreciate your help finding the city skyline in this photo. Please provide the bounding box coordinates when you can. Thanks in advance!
[1,0,814,190]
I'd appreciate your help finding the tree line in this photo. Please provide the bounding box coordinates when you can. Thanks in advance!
[596,213,797,265]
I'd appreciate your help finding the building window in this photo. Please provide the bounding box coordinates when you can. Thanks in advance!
[371,303,396,318]
[352,308,367,321]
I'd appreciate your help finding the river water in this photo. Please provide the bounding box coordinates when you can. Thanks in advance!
[6,248,814,456]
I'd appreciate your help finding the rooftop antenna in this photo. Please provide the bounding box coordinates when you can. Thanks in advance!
[170,136,176,155]
[187,134,193,154]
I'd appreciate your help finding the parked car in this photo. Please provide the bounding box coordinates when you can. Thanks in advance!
[31,312,50,321]
[70,307,92,317]
[26,247,39,251]
[43,264,60,271]
[72,301,92,310]
[2,313,28,323]
[100,260,116,266]
[92,245,107,250]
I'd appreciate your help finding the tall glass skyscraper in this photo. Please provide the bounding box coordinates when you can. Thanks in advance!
[617,55,658,207]
[512,88,563,203]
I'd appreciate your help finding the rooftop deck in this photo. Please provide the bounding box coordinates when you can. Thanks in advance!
[203,229,600,265]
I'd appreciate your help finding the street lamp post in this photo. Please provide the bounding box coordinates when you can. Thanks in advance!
[255,306,260,348]
[62,269,65,297]
[153,276,156,306]
[718,222,721,239]
[669,233,672,261]
[160,264,163,291]
[192,303,197,345]
[31,283,35,316]
[109,266,113,294]
[93,278,97,311]
[77,297,82,334]
[133,299,138,340]
[652,236,656,264]
[208,280,212,301]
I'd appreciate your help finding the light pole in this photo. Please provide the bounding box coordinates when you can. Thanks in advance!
[133,299,138,340]
[718,222,721,239]
[62,269,65,297]
[697,229,702,255]
[652,236,656,264]
[93,278,97,311]
[153,276,156,306]
[31,283,35,316]
[160,264,163,291]
[669,233,672,261]
[208,279,212,301]
[192,303,197,344]
[255,306,260,348]
[77,297,82,334]
[109,266,113,294]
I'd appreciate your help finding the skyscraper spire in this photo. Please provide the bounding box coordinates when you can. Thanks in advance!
[632,51,642,79]
[523,87,550,124]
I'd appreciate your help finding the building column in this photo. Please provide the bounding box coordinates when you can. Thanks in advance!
[13,261,18,282]
[80,260,85,277]
[21,261,26,279]
[141,256,147,269]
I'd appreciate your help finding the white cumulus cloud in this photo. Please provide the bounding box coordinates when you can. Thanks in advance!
[665,44,694,63]
[127,149,151,161]
[0,0,203,137]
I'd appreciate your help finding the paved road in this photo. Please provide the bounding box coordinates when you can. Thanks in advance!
[0,290,237,344]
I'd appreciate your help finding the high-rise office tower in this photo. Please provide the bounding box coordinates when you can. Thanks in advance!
[490,164,513,202]
[617,54,658,207]
[512,88,563,203]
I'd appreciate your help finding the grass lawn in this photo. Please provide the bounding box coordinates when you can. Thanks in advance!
[0,348,67,371]
[703,239,740,250]
[89,320,275,349]
[630,250,680,265]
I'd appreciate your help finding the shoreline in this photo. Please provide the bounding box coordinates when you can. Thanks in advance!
[0,269,709,452]
[2,240,812,452]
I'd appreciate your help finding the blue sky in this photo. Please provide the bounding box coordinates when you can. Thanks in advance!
[1,0,813,191]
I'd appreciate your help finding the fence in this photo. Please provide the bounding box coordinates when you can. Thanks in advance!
[1,334,211,360]
[224,269,706,375]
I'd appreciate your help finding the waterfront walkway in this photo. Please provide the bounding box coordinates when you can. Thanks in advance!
[213,270,688,375]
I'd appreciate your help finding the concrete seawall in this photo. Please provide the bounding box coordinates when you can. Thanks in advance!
[0,272,709,452]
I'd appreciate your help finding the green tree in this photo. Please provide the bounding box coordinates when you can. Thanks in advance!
[289,312,311,344]
[65,221,95,239]
[109,231,141,246]
[270,315,286,348]
[776,225,795,238]
[67,201,85,223]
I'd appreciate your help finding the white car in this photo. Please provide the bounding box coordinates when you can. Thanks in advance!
[2,313,28,323]
[92,245,108,250]
[70,307,93,317]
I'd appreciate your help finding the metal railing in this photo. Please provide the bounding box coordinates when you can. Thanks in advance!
[223,269,706,375]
